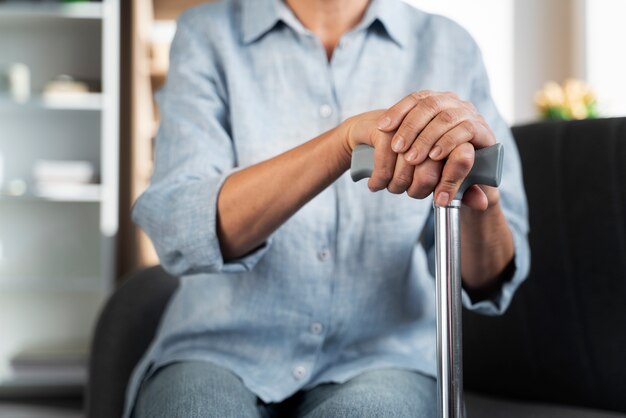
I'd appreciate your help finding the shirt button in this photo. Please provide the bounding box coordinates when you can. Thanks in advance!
[319,104,333,118]
[317,249,330,261]
[293,365,307,380]
[310,322,323,334]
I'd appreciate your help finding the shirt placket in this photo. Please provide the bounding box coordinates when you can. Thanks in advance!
[288,33,341,387]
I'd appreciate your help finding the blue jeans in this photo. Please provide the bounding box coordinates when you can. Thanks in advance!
[133,361,436,417]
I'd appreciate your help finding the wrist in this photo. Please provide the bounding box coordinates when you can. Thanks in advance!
[339,116,357,151]
[320,123,352,174]
[335,117,356,165]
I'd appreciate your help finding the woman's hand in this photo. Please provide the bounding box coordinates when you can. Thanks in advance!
[342,91,499,210]
[343,110,425,195]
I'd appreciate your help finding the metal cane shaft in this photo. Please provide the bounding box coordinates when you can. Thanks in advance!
[435,200,464,418]
[350,143,504,418]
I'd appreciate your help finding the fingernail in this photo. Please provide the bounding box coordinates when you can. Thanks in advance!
[436,192,450,206]
[429,145,442,159]
[405,149,418,162]
[377,117,391,130]
[392,139,404,152]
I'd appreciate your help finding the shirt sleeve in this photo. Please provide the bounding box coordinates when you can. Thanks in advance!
[424,32,531,316]
[132,11,271,277]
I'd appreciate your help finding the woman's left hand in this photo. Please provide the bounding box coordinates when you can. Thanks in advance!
[376,90,499,210]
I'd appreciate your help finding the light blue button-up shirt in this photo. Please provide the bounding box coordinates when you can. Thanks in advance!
[124,0,530,414]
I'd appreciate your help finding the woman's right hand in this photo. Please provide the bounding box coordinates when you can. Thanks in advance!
[341,110,444,201]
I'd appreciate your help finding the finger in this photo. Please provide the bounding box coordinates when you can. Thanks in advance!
[376,90,436,132]
[426,119,495,162]
[387,153,416,195]
[390,94,460,158]
[406,158,442,199]
[403,106,476,162]
[367,129,397,192]
[434,142,475,206]
[461,185,489,211]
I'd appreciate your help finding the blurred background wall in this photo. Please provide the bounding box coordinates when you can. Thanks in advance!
[122,0,626,273]
[408,0,626,124]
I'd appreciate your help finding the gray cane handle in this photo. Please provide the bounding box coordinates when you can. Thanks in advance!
[350,143,504,199]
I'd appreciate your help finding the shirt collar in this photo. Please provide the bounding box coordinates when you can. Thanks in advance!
[240,0,410,47]
[240,0,278,44]
[366,0,410,47]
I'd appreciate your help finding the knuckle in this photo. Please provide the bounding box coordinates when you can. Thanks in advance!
[408,182,429,199]
[464,100,477,111]
[367,124,379,139]
[369,180,386,192]
[422,167,441,188]
[388,107,404,119]
[408,188,430,200]
[388,178,411,194]
[411,90,432,101]
[461,120,477,137]
[422,96,442,113]
[409,91,422,102]
[410,169,439,198]
[437,134,455,151]
[456,152,474,172]
[445,160,472,184]
[378,167,394,184]
[393,173,413,189]
[441,176,461,191]
[416,132,435,147]
[439,109,457,124]
[399,117,419,133]
[410,184,435,199]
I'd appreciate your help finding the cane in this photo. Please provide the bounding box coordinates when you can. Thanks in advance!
[351,143,504,418]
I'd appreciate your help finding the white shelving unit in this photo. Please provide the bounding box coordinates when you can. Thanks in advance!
[0,93,104,111]
[0,0,119,391]
[0,1,103,19]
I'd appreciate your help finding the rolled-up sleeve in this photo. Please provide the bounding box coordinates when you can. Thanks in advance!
[425,32,531,316]
[461,36,530,315]
[132,11,270,277]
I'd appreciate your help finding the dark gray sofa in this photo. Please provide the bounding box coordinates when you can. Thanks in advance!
[463,118,626,417]
[87,118,626,417]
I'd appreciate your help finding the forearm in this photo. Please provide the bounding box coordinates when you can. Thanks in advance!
[460,198,514,291]
[217,126,351,260]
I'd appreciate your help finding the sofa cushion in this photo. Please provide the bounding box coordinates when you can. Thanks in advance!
[466,392,626,418]
[463,118,626,413]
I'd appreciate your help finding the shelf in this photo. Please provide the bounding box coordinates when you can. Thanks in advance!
[0,2,103,20]
[0,185,102,203]
[0,276,105,293]
[0,93,103,112]
[0,380,84,400]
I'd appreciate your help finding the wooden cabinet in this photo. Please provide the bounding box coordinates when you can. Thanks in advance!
[118,0,206,277]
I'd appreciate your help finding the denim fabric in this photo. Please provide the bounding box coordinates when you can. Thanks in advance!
[125,0,530,416]
[133,361,437,418]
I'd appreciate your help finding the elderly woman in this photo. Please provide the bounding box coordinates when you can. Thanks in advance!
[126,0,529,416]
